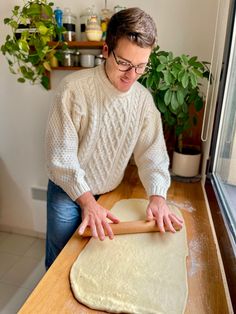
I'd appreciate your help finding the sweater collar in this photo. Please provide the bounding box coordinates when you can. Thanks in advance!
[95,63,134,98]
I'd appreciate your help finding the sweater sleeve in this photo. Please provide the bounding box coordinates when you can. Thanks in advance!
[133,94,170,199]
[45,80,91,201]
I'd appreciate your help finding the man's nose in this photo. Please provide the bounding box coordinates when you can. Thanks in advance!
[126,67,138,78]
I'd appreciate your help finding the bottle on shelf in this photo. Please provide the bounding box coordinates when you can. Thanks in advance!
[79,7,92,41]
[54,7,63,41]
[63,8,77,41]
[100,0,113,40]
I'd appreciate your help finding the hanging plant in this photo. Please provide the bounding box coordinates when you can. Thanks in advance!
[1,0,64,90]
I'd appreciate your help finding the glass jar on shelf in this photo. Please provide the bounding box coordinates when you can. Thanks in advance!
[100,7,113,40]
[79,7,93,41]
[63,8,77,41]
[86,15,102,41]
[60,49,76,67]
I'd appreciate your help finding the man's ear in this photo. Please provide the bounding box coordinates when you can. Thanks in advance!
[102,43,109,59]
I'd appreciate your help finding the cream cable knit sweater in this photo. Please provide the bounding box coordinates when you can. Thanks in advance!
[45,64,170,201]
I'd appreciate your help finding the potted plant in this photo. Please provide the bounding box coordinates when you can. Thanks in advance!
[139,46,211,177]
[1,0,64,90]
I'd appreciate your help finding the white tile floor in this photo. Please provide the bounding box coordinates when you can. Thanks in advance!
[0,232,46,313]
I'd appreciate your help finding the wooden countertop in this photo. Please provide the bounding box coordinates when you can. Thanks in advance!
[19,165,232,314]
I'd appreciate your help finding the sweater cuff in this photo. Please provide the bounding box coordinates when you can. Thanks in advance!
[146,184,168,200]
[67,180,91,201]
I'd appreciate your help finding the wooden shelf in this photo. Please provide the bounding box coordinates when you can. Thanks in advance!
[48,41,104,49]
[47,41,104,89]
[51,66,84,71]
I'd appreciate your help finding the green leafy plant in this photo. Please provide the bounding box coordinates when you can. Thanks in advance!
[1,0,64,89]
[139,46,211,153]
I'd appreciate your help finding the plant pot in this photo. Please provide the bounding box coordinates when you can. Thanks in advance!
[172,147,201,177]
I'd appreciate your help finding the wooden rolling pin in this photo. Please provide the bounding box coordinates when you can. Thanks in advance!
[82,220,181,237]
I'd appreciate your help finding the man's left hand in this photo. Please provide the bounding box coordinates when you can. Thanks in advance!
[146,195,183,233]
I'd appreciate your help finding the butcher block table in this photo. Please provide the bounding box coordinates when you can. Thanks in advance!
[19,165,232,314]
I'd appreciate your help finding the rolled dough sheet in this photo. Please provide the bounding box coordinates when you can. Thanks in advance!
[70,198,188,314]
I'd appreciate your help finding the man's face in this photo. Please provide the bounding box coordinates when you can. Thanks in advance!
[103,37,152,92]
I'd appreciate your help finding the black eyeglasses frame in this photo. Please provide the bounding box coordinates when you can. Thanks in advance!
[112,50,149,75]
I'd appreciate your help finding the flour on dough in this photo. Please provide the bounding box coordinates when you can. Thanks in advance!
[70,199,188,314]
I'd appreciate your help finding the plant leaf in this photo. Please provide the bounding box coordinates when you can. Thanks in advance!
[164,111,176,126]
[188,56,197,65]
[159,55,167,64]
[38,24,48,35]
[4,18,11,25]
[26,4,41,16]
[181,72,189,88]
[178,69,185,82]
[192,61,204,68]
[9,66,16,74]
[176,88,185,105]
[17,77,26,83]
[28,54,40,65]
[42,5,53,18]
[190,72,197,88]
[18,40,29,52]
[12,6,20,16]
[159,83,169,91]
[41,75,49,89]
[182,102,188,113]
[156,97,167,113]
[181,54,189,65]
[146,74,154,89]
[43,61,51,72]
[163,71,173,85]
[177,112,185,119]
[9,20,18,29]
[156,63,166,72]
[170,92,179,111]
[192,68,203,77]
[164,89,172,105]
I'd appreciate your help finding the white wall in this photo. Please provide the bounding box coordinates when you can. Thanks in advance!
[0,0,217,236]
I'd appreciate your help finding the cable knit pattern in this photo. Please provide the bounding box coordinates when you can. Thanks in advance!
[45,64,170,201]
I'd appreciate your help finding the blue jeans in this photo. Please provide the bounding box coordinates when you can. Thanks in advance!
[45,180,99,270]
[45,180,100,269]
[45,180,83,270]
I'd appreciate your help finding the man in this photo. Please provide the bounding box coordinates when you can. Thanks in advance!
[45,7,183,270]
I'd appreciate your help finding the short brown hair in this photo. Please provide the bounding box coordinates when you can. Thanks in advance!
[106,7,157,52]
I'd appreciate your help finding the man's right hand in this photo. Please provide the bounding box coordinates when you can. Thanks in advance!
[77,191,120,241]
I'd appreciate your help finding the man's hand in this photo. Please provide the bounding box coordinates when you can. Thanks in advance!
[146,195,183,233]
[77,192,120,241]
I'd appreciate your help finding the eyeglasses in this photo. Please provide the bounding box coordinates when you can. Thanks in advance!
[112,51,150,75]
